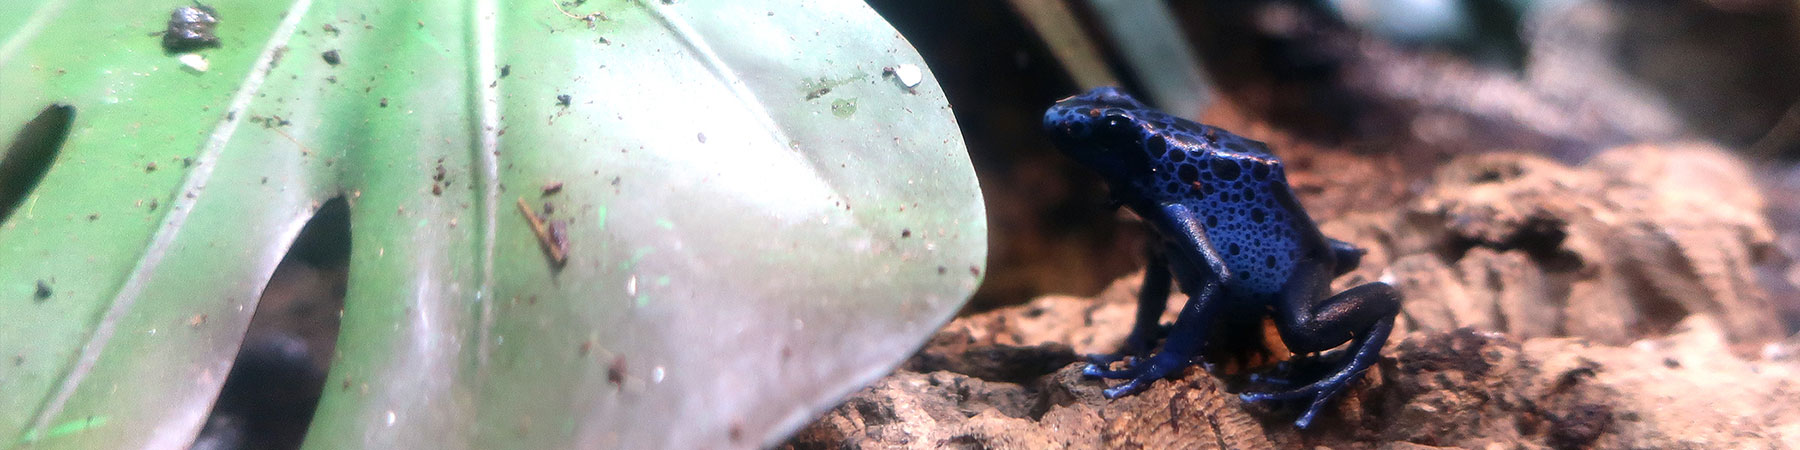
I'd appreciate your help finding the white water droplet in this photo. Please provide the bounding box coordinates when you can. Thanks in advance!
[896,64,922,87]
[178,54,209,72]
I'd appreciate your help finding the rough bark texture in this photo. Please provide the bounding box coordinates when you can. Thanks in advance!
[782,144,1800,450]
[1371,143,1785,346]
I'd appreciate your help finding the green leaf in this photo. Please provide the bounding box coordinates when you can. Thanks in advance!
[0,0,985,448]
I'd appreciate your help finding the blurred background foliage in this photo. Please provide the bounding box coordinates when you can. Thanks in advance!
[868,0,1800,324]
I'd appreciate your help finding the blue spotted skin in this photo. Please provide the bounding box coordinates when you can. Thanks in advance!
[1134,123,1306,296]
[1044,87,1400,429]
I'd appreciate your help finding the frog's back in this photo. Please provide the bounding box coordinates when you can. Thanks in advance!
[1134,123,1322,295]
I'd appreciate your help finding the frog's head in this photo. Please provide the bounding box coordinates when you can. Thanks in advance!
[1043,87,1163,182]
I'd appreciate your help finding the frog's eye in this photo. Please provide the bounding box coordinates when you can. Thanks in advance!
[1099,114,1134,135]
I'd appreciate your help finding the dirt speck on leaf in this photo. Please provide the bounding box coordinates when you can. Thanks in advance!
[162,6,221,53]
[608,356,626,386]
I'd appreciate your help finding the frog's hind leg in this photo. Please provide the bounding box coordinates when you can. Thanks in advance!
[1241,281,1399,428]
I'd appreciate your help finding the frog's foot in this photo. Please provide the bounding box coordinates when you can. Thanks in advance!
[1082,322,1173,366]
[1239,319,1393,428]
[1083,351,1194,398]
[1238,369,1358,428]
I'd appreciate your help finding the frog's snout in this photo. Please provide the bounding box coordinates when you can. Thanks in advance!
[1045,87,1150,137]
[1042,108,1090,139]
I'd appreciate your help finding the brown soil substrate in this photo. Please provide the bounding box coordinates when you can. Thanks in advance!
[784,144,1800,449]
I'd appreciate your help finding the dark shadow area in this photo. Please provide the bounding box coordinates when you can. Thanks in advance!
[193,198,350,450]
[867,0,1150,311]
[1610,1,1800,158]
[0,104,74,223]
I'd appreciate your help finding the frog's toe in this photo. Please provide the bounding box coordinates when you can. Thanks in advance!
[1082,353,1140,379]
[1238,378,1350,429]
[1093,351,1190,397]
[1082,362,1138,379]
[1083,340,1162,375]
[1295,404,1326,429]
[1237,385,1320,403]
[1102,379,1152,398]
[1084,352,1128,366]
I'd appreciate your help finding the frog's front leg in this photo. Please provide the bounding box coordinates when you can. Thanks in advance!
[1241,279,1400,428]
[1085,245,1172,366]
[1084,203,1230,398]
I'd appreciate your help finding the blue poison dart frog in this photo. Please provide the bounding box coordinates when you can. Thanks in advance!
[1042,87,1400,428]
